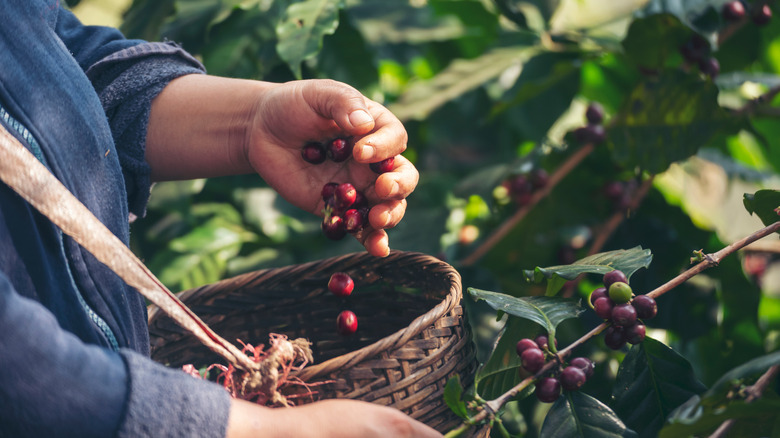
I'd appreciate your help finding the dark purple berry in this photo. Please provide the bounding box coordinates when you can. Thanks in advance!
[321,182,339,202]
[632,295,658,319]
[589,287,608,306]
[521,347,546,373]
[322,215,347,240]
[559,366,587,391]
[625,323,646,344]
[753,4,772,26]
[573,124,606,145]
[509,175,532,196]
[516,338,538,357]
[327,138,352,162]
[334,183,357,210]
[594,297,615,320]
[699,57,720,79]
[369,156,395,174]
[722,1,746,21]
[603,270,628,289]
[679,34,710,64]
[604,326,626,350]
[535,377,562,403]
[585,102,605,125]
[611,303,638,327]
[344,209,365,233]
[530,169,549,190]
[302,142,326,164]
[534,334,556,350]
[328,272,354,297]
[570,357,595,379]
[603,181,624,201]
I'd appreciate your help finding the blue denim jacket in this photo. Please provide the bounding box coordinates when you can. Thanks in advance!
[0,1,230,436]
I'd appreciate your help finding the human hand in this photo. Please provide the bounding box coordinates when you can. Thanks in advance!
[226,398,443,438]
[244,79,418,257]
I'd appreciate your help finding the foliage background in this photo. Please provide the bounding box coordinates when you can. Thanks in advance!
[72,0,780,436]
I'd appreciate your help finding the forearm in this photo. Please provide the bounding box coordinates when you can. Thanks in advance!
[145,74,272,182]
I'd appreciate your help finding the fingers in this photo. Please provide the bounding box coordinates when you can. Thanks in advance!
[373,155,418,200]
[352,101,408,163]
[301,80,376,134]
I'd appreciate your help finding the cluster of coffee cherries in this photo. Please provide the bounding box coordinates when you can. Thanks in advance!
[329,272,358,336]
[722,1,772,26]
[572,102,607,146]
[602,179,640,213]
[301,137,396,240]
[589,270,658,350]
[494,168,549,208]
[679,34,721,79]
[516,334,596,403]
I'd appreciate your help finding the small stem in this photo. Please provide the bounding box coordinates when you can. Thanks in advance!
[459,144,595,267]
[587,177,655,256]
[708,365,780,438]
[732,83,780,117]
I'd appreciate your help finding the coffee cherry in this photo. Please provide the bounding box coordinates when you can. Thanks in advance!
[632,295,658,319]
[328,272,354,297]
[559,366,587,391]
[369,156,395,174]
[302,142,326,164]
[352,191,368,209]
[589,287,608,306]
[569,357,595,379]
[611,303,638,327]
[530,169,549,190]
[604,325,626,350]
[585,102,605,125]
[535,377,562,403]
[594,296,615,320]
[608,282,633,304]
[722,1,746,21]
[321,182,339,202]
[625,322,646,345]
[521,347,546,373]
[322,215,347,240]
[516,338,538,357]
[344,209,365,233]
[327,138,352,162]
[603,181,624,201]
[573,125,606,145]
[680,34,709,64]
[603,270,628,289]
[535,334,557,350]
[699,57,720,79]
[336,310,358,336]
[753,4,772,26]
[334,183,357,210]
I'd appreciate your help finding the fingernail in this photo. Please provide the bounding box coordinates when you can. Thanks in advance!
[359,145,374,161]
[349,110,373,127]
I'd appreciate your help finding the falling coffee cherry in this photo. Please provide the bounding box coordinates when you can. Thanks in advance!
[328,272,354,297]
[336,310,358,336]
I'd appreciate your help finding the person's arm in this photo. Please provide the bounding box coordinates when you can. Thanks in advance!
[146,75,418,257]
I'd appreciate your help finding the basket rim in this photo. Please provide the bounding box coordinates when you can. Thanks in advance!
[147,250,464,381]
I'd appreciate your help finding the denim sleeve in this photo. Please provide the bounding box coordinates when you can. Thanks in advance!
[56,7,206,217]
[0,272,231,438]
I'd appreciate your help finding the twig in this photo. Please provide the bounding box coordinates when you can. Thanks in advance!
[458,143,595,267]
[450,220,780,436]
[708,365,780,438]
[586,176,655,256]
[732,83,780,117]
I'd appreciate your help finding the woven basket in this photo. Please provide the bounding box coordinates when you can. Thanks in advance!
[148,250,479,434]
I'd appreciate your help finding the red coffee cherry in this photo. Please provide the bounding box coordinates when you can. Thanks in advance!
[327,138,352,162]
[604,325,627,350]
[322,215,346,240]
[302,142,326,164]
[516,338,538,357]
[535,377,562,403]
[328,272,354,297]
[603,270,628,289]
[344,209,365,233]
[370,156,395,174]
[569,357,595,379]
[336,310,358,336]
[611,303,638,327]
[559,366,587,391]
[521,347,546,374]
[625,323,646,345]
[321,182,339,202]
[334,183,357,210]
[594,296,615,320]
[632,295,658,319]
[589,287,608,306]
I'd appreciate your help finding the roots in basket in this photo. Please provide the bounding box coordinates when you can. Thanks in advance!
[182,333,322,407]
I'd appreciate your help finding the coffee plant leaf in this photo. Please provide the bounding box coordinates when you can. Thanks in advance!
[703,349,780,401]
[621,13,692,70]
[743,190,780,231]
[524,246,652,296]
[276,0,343,79]
[474,316,538,400]
[444,375,470,420]
[468,289,584,340]
[607,69,735,174]
[661,397,780,438]
[540,391,637,438]
[611,337,707,438]
[121,0,176,41]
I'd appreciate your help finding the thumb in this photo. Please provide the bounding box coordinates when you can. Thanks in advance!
[302,79,375,135]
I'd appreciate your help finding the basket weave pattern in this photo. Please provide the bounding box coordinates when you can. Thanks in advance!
[148,251,478,433]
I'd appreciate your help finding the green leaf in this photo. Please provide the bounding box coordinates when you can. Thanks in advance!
[523,247,652,296]
[120,0,176,41]
[704,350,780,401]
[621,14,692,70]
[444,375,469,420]
[388,46,539,122]
[611,337,707,438]
[541,391,637,438]
[475,317,538,400]
[276,0,343,79]
[661,397,780,438]
[607,70,736,174]
[468,289,584,340]
[743,190,780,231]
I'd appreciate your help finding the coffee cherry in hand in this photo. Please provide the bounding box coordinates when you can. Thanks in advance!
[302,142,327,164]
[369,156,395,174]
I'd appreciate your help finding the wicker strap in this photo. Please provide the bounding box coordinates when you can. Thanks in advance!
[0,123,256,371]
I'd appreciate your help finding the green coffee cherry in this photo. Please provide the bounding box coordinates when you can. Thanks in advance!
[608,282,633,304]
